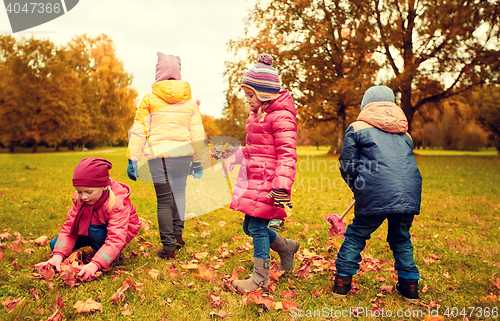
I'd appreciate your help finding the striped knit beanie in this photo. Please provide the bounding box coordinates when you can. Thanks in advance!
[241,53,280,101]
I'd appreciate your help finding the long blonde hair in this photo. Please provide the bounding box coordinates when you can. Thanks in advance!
[256,101,272,122]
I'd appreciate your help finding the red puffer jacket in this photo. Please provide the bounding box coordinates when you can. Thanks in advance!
[230,90,297,220]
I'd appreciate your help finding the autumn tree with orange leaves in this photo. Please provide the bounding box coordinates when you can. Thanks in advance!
[225,0,500,152]
[0,34,137,152]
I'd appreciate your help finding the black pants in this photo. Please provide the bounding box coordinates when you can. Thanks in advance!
[148,157,191,251]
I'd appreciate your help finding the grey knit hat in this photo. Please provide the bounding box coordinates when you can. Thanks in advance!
[360,85,395,110]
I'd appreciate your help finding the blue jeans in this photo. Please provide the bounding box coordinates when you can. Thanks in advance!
[50,224,108,251]
[335,214,419,280]
[243,215,277,259]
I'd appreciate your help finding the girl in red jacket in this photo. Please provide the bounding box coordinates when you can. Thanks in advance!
[35,158,141,280]
[229,53,299,292]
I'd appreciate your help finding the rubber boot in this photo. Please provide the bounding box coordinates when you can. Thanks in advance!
[232,257,270,292]
[396,278,419,303]
[332,273,352,297]
[156,248,176,260]
[270,233,300,272]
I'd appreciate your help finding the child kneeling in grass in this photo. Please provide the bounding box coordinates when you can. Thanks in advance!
[334,86,422,302]
[35,158,140,280]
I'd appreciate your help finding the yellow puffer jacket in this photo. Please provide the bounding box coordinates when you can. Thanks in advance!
[127,80,206,161]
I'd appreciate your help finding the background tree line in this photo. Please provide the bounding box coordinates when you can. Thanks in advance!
[0,34,138,152]
[221,0,500,152]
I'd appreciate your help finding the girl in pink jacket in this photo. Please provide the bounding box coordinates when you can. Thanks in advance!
[35,158,140,280]
[230,54,299,292]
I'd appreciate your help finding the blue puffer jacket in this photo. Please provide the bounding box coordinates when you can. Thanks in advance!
[339,101,422,216]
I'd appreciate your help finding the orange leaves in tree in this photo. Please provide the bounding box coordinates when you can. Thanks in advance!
[73,298,102,314]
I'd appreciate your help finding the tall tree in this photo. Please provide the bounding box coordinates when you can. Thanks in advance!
[370,0,500,131]
[225,0,379,153]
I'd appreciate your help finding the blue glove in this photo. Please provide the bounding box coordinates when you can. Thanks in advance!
[189,162,203,179]
[126,159,139,181]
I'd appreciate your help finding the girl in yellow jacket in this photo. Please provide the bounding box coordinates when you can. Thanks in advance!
[126,52,206,259]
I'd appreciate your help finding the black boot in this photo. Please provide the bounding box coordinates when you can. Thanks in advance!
[175,235,185,250]
[396,278,419,303]
[332,273,352,297]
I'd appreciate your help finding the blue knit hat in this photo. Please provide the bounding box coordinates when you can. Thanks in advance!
[360,85,395,110]
[241,53,281,101]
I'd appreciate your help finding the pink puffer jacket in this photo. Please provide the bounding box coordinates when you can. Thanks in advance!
[230,90,297,220]
[52,179,140,269]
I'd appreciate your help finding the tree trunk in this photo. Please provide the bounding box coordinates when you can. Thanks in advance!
[400,83,415,133]
[54,142,60,152]
[9,141,15,153]
[32,143,38,153]
[328,104,346,154]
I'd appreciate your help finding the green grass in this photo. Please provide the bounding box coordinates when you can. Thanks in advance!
[0,149,499,320]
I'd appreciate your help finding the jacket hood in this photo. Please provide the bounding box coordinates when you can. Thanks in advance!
[357,101,408,134]
[109,178,131,208]
[152,80,192,104]
[265,90,296,117]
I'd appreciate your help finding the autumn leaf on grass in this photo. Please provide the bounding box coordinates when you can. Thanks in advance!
[0,252,3,260]
[200,231,211,238]
[12,258,21,270]
[148,269,160,279]
[269,269,285,281]
[210,294,224,308]
[423,257,436,265]
[38,265,56,280]
[33,235,49,246]
[11,244,22,252]
[374,276,386,282]
[1,296,26,314]
[110,279,137,305]
[74,298,102,314]
[379,285,393,294]
[279,290,297,300]
[494,278,500,294]
[60,264,79,287]
[230,270,239,281]
[422,284,428,293]
[350,282,360,294]
[282,301,298,312]
[193,265,216,281]
[194,252,209,260]
[424,316,445,321]
[479,295,497,302]
[248,290,274,310]
[46,308,63,321]
[0,231,11,240]
[443,271,450,280]
[298,265,311,278]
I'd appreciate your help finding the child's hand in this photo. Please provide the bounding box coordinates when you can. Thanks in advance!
[35,254,63,272]
[126,159,139,181]
[189,162,203,179]
[267,189,293,209]
[74,262,99,281]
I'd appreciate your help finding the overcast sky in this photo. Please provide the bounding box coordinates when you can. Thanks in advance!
[0,0,255,118]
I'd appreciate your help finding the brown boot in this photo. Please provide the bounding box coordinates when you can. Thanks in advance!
[156,248,176,260]
[232,257,270,292]
[270,234,299,272]
[175,235,185,250]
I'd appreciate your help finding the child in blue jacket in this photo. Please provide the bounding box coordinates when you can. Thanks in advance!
[334,86,422,302]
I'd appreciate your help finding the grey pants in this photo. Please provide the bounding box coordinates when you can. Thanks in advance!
[148,157,190,251]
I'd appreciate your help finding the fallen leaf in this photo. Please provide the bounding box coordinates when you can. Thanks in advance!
[424,316,445,321]
[182,263,199,270]
[249,290,274,309]
[479,295,497,302]
[210,294,224,307]
[1,296,26,314]
[217,221,226,227]
[279,290,297,300]
[34,235,49,246]
[110,279,136,305]
[422,284,428,293]
[282,301,298,312]
[194,252,209,260]
[374,276,386,282]
[186,281,195,287]
[200,231,211,238]
[73,298,102,313]
[0,232,12,240]
[230,270,239,281]
[148,269,159,279]
[193,265,216,281]
[11,244,22,252]
[494,278,500,290]
[269,269,285,281]
[443,271,450,280]
[12,259,20,270]
[298,265,311,278]
[380,284,393,294]
[0,252,3,260]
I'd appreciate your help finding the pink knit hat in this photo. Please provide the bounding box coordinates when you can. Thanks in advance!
[72,158,112,187]
[154,52,181,84]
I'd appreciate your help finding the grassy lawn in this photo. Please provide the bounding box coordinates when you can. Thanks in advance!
[0,148,499,320]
